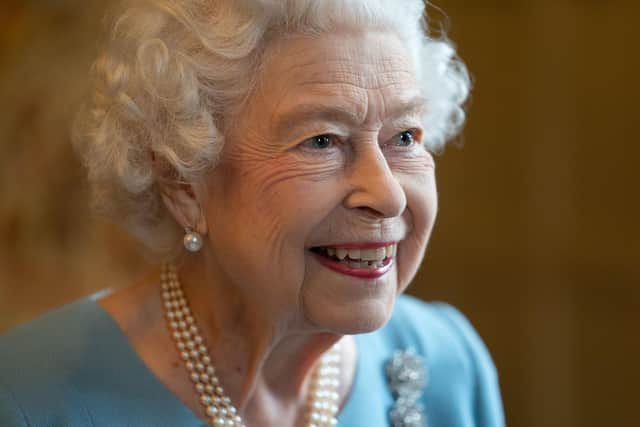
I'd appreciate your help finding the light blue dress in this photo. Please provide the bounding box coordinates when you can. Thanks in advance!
[0,295,504,426]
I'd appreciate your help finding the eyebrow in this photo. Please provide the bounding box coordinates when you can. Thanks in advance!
[272,95,427,140]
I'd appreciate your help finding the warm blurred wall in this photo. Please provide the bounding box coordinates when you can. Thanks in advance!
[417,1,640,426]
[0,0,151,328]
[0,1,638,427]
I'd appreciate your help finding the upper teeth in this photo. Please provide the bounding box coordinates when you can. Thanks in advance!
[326,244,396,261]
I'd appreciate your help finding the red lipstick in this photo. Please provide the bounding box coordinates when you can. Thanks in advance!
[310,251,394,279]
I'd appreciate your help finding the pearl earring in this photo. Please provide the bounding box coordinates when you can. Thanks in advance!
[183,227,203,252]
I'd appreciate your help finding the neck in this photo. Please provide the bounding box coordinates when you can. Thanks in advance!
[173,253,350,421]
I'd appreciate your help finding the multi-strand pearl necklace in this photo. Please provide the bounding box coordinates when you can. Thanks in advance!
[161,263,342,427]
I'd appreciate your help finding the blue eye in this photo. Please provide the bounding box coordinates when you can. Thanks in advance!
[301,134,335,150]
[392,130,417,147]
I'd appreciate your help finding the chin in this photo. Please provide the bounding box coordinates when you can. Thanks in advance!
[303,292,398,335]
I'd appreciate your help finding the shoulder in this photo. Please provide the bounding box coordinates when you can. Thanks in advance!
[0,296,201,426]
[0,299,104,425]
[0,298,112,371]
[387,295,496,372]
[381,295,505,426]
[0,298,122,426]
[0,298,108,373]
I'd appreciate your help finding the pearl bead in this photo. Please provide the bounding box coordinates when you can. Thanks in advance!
[183,231,203,252]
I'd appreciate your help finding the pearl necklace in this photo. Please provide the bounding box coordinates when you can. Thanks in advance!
[161,263,342,427]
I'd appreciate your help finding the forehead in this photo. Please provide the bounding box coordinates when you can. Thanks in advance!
[266,31,416,85]
[251,31,422,125]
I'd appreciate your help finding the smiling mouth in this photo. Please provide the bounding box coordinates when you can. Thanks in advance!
[310,242,397,270]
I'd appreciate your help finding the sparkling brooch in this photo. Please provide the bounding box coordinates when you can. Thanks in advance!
[385,349,428,427]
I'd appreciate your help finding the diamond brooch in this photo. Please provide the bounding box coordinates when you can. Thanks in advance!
[385,349,428,427]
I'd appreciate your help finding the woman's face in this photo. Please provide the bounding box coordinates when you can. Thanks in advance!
[202,30,438,334]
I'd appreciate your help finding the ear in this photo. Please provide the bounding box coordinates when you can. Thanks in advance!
[159,181,208,236]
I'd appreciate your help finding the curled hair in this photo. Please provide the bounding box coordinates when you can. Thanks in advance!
[73,0,470,256]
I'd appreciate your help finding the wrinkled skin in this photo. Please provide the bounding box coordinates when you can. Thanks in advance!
[198,30,438,338]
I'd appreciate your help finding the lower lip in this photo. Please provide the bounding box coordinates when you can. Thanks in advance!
[311,252,394,279]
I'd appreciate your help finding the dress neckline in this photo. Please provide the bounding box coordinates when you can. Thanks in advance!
[86,297,363,426]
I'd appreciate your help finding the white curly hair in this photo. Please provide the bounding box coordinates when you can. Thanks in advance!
[72,0,470,256]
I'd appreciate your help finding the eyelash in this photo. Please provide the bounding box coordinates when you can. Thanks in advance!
[299,129,421,151]
[299,134,341,151]
[388,129,420,148]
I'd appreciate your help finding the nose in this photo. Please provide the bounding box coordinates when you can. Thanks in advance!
[343,144,407,218]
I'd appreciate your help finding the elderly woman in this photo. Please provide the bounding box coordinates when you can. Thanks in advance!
[0,0,503,426]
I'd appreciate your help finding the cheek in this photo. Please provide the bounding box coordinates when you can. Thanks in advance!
[390,150,438,232]
[249,155,344,234]
[406,171,438,242]
[213,156,349,307]
[393,159,438,290]
[208,154,345,266]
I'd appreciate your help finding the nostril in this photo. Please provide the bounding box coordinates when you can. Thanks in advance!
[356,206,385,218]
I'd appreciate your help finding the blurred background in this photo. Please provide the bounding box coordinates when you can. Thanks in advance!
[1,0,638,426]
